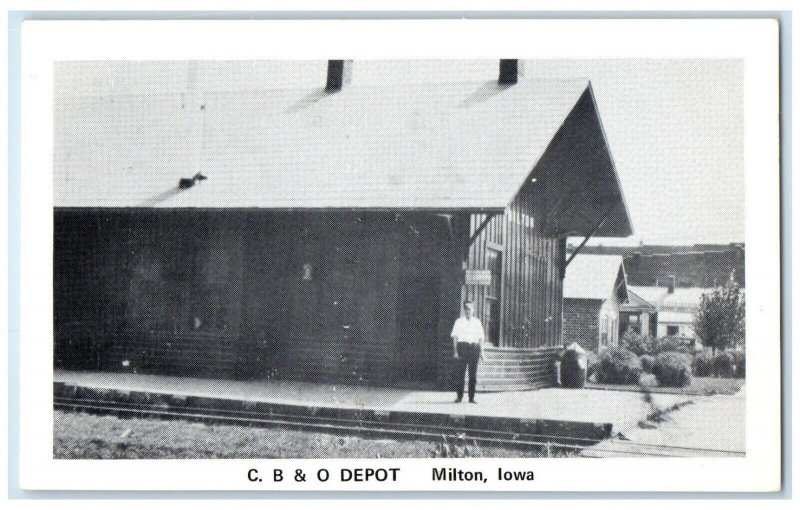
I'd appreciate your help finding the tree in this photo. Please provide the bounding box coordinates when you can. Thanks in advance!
[693,281,745,355]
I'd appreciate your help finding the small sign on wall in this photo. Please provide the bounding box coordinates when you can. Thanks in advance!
[465,269,492,286]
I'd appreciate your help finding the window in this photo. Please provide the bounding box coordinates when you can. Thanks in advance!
[667,325,680,336]
[622,313,641,335]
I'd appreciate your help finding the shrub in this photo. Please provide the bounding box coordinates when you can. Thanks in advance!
[595,347,642,385]
[586,351,599,381]
[692,352,713,377]
[651,336,695,355]
[712,352,735,378]
[639,354,655,374]
[731,350,746,378]
[652,352,693,387]
[621,330,655,356]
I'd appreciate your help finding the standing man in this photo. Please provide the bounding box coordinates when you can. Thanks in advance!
[451,300,485,403]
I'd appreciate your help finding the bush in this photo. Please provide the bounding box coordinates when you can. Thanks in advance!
[692,352,713,377]
[652,352,693,387]
[586,351,599,381]
[640,354,655,373]
[651,336,695,355]
[595,347,642,385]
[712,352,735,378]
[731,350,746,378]
[621,330,654,356]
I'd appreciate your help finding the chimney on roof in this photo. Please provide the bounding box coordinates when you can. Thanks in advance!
[498,59,523,85]
[667,275,676,294]
[325,60,353,92]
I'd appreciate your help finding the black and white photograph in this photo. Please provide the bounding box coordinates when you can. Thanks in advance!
[51,56,747,460]
[12,17,782,493]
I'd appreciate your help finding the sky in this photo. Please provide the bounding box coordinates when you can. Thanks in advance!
[57,59,744,246]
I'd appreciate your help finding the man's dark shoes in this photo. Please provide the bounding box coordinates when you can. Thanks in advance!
[454,398,462,403]
[469,399,477,404]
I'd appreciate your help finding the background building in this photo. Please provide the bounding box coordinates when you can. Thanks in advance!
[619,288,658,337]
[574,243,744,288]
[562,255,629,352]
[628,279,714,340]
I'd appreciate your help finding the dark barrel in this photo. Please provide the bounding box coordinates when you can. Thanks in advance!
[560,343,588,388]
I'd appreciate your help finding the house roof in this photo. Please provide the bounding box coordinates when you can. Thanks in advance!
[628,286,667,305]
[620,288,657,312]
[564,254,627,300]
[657,311,696,324]
[54,62,632,236]
[628,286,714,310]
[661,288,714,309]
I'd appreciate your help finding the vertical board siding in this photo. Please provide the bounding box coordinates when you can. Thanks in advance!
[463,213,505,341]
[464,198,564,351]
[55,205,564,391]
[55,210,459,389]
[466,197,565,389]
[55,210,246,378]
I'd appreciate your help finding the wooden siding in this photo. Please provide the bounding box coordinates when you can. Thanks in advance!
[54,210,460,387]
[463,205,565,349]
[462,213,505,344]
[54,211,247,378]
[55,205,565,390]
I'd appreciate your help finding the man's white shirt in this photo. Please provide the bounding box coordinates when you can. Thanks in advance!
[451,316,485,344]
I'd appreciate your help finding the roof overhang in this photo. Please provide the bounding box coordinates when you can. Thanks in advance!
[517,84,633,238]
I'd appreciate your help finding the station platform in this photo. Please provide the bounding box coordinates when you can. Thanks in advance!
[54,369,691,444]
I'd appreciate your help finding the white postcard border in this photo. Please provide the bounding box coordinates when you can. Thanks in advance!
[19,18,780,492]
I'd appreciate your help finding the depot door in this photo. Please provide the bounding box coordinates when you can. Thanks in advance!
[396,263,440,384]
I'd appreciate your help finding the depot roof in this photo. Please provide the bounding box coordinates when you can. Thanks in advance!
[54,62,632,237]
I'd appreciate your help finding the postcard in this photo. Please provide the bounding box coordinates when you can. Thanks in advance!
[15,18,781,493]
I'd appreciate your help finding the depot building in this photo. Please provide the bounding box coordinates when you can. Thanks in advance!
[53,59,632,391]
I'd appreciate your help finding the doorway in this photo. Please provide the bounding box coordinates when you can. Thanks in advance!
[396,259,441,385]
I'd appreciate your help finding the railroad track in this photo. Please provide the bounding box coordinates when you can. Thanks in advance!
[54,396,744,457]
[54,396,596,452]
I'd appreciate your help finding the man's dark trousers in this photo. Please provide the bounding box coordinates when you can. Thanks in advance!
[455,342,481,402]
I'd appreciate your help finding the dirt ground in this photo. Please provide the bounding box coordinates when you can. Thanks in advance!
[581,387,745,457]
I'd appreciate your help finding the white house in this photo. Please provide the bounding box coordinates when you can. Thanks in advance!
[628,278,713,339]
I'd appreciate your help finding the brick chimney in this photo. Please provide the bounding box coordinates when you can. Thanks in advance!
[325,60,353,92]
[498,59,523,85]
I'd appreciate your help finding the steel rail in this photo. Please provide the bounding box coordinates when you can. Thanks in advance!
[54,397,744,457]
[54,397,593,451]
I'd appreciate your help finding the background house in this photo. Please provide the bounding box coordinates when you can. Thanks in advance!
[628,278,713,340]
[619,288,658,337]
[562,255,629,352]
